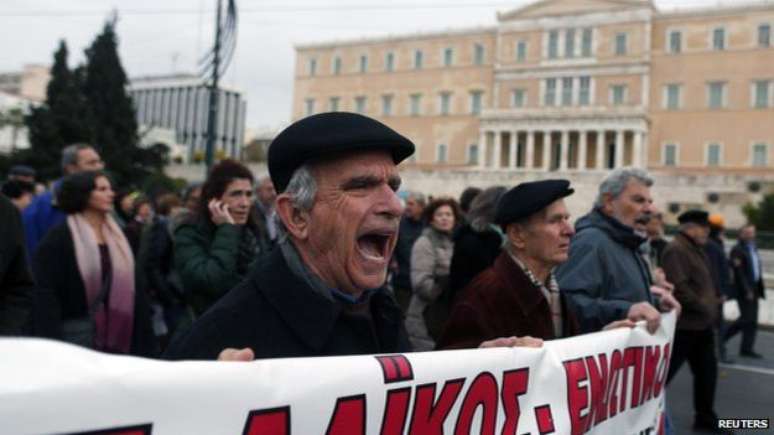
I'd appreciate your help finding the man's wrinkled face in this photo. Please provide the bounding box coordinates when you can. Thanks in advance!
[75,148,104,172]
[256,178,277,208]
[512,199,575,268]
[740,225,756,242]
[605,180,653,229]
[303,151,403,295]
[685,224,710,246]
[404,196,424,221]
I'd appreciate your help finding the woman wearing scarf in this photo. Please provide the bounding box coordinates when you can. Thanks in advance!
[32,171,157,356]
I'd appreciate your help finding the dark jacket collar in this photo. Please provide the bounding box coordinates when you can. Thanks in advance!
[493,252,546,316]
[576,208,646,250]
[676,231,703,252]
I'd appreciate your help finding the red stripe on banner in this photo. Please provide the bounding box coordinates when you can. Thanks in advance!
[376,356,399,382]
[243,407,290,435]
[392,355,413,380]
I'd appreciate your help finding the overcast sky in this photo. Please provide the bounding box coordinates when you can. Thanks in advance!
[0,0,738,130]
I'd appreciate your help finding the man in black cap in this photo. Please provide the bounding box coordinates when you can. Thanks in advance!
[662,209,726,433]
[7,165,36,184]
[438,180,635,350]
[166,112,416,361]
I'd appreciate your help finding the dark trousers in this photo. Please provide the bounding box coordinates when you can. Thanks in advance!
[724,296,759,353]
[667,328,718,425]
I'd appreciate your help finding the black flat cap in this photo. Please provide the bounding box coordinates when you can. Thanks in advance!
[494,179,574,226]
[678,209,709,226]
[9,165,36,177]
[268,112,415,192]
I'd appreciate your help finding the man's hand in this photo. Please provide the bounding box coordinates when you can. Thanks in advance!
[479,336,543,349]
[217,347,255,361]
[627,302,661,334]
[602,319,637,331]
[652,287,682,317]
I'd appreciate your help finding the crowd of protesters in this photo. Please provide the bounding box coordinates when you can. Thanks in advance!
[0,113,769,434]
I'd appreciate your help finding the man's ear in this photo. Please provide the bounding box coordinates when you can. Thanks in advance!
[276,194,310,240]
[600,192,614,214]
[506,223,526,250]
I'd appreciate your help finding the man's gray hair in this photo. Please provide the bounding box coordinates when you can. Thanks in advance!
[406,191,426,206]
[594,167,654,207]
[468,185,507,232]
[274,164,318,241]
[61,143,94,172]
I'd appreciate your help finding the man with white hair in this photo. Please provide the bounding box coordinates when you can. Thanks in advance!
[556,168,680,333]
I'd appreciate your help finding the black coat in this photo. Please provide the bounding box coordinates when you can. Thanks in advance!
[30,222,158,357]
[448,223,503,300]
[164,247,411,360]
[0,195,33,335]
[705,237,734,299]
[730,241,766,300]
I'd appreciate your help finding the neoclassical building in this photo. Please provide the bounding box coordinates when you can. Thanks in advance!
[292,0,774,175]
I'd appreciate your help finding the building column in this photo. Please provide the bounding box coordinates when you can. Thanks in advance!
[615,129,625,168]
[478,130,487,169]
[633,130,643,168]
[542,130,552,171]
[560,130,569,171]
[596,130,606,170]
[509,131,518,168]
[526,131,535,170]
[578,130,588,170]
[493,130,502,169]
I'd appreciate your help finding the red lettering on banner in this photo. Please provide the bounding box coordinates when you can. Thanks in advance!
[618,347,643,411]
[640,345,661,404]
[407,379,465,435]
[375,355,414,384]
[380,388,411,435]
[243,407,290,435]
[584,354,609,429]
[629,347,644,409]
[607,349,623,418]
[500,368,529,435]
[563,358,589,435]
[326,395,366,435]
[653,343,670,399]
[454,372,498,435]
[69,424,153,435]
[534,405,556,434]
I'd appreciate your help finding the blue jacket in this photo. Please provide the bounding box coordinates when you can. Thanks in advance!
[22,181,65,261]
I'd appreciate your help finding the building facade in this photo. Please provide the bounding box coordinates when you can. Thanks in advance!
[293,0,774,175]
[128,74,247,161]
[0,64,50,102]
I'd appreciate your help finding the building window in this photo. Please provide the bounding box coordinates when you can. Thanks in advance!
[548,30,559,59]
[410,94,422,116]
[516,40,527,62]
[443,48,454,67]
[381,94,393,116]
[565,29,576,58]
[332,57,341,75]
[611,85,627,105]
[355,96,367,114]
[359,55,368,73]
[754,80,770,108]
[561,77,573,106]
[439,92,452,115]
[467,144,479,165]
[712,28,726,50]
[707,143,721,166]
[753,143,768,166]
[545,78,557,106]
[707,81,726,108]
[579,76,591,106]
[615,33,628,56]
[470,91,484,115]
[664,143,678,166]
[669,30,682,53]
[305,98,315,116]
[664,84,682,109]
[759,24,771,47]
[308,58,317,76]
[474,44,485,65]
[582,28,593,57]
[436,144,448,163]
[414,50,423,69]
[385,52,395,72]
[329,97,340,112]
[512,89,526,108]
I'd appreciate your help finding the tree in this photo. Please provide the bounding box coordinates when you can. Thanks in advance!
[743,193,774,232]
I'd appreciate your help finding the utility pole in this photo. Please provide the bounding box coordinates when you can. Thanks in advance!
[204,0,223,173]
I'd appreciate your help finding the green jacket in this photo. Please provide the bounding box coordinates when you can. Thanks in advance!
[174,219,257,315]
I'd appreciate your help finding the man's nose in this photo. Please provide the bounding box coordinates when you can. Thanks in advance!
[377,185,403,219]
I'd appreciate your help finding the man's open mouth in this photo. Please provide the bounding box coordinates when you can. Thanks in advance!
[356,231,393,261]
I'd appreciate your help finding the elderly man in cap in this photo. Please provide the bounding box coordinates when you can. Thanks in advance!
[165,113,417,360]
[438,180,637,350]
[556,168,680,334]
[662,210,725,433]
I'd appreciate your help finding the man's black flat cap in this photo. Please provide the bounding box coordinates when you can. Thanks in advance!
[9,165,36,177]
[494,179,574,226]
[678,209,709,226]
[268,112,415,192]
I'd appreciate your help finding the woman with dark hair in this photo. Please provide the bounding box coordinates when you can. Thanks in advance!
[405,197,461,351]
[31,171,157,356]
[174,159,268,316]
[448,185,507,299]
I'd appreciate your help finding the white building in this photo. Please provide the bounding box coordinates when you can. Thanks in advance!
[128,74,247,161]
[0,91,38,154]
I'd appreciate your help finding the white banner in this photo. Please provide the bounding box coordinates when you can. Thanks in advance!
[0,312,675,435]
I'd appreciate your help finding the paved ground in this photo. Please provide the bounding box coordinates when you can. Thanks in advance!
[667,329,774,434]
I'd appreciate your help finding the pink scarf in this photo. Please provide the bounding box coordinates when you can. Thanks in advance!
[67,213,135,353]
